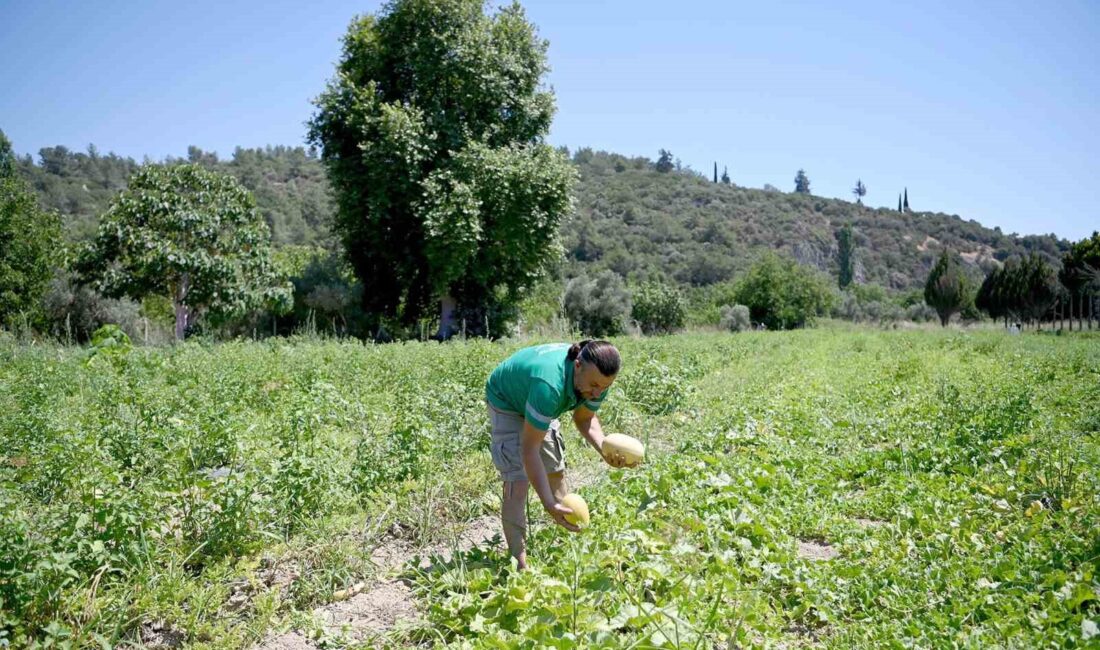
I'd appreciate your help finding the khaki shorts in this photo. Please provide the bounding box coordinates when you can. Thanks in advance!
[487,402,566,482]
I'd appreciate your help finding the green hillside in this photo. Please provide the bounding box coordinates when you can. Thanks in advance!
[15,144,334,247]
[15,143,1069,291]
[564,150,1069,290]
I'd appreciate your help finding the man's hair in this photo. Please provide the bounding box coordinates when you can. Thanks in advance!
[566,339,621,376]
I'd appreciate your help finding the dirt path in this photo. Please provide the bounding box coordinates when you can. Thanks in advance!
[255,515,501,649]
[255,461,603,649]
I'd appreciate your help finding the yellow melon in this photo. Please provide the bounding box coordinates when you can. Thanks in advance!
[560,493,590,528]
[603,433,645,466]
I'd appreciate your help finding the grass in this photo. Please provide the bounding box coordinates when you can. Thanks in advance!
[1,327,1097,648]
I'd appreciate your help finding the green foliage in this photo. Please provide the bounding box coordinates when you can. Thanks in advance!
[15,144,141,242]
[655,149,674,173]
[89,323,131,351]
[1012,253,1061,323]
[0,130,15,178]
[564,151,1065,296]
[924,249,971,326]
[1058,232,1100,321]
[617,356,692,416]
[0,331,1097,645]
[977,253,1062,325]
[17,139,1073,334]
[408,330,1100,648]
[834,284,907,325]
[277,247,367,337]
[835,222,855,288]
[563,270,631,336]
[975,259,1025,324]
[719,303,751,331]
[0,175,62,329]
[308,0,575,334]
[852,178,866,204]
[40,271,148,343]
[76,163,291,339]
[15,143,333,246]
[516,276,566,332]
[794,168,811,194]
[733,252,835,329]
[631,280,686,334]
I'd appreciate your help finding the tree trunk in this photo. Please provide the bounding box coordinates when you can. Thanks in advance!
[174,301,190,341]
[173,275,192,341]
[436,294,457,340]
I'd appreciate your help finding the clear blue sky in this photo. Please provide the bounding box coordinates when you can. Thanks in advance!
[2,0,1097,240]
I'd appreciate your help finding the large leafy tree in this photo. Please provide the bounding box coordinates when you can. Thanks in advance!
[308,0,576,338]
[77,164,291,340]
[733,251,835,329]
[0,132,62,327]
[924,249,970,326]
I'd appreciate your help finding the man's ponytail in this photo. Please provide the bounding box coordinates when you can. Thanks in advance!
[567,339,621,376]
[566,339,593,361]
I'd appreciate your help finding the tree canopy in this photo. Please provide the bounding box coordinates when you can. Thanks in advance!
[76,163,291,339]
[924,249,970,326]
[308,0,575,337]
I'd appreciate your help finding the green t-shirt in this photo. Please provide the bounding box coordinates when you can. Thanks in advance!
[485,343,608,431]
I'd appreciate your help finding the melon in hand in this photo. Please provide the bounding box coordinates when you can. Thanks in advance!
[560,493,590,528]
[602,433,645,467]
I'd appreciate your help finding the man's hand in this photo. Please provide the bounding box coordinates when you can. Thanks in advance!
[600,442,641,469]
[546,502,580,532]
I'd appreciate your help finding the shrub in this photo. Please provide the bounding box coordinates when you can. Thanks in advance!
[905,302,938,322]
[632,281,686,334]
[563,270,631,336]
[733,252,835,329]
[719,304,751,332]
[40,272,149,343]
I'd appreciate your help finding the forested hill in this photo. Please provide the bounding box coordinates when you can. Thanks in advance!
[16,143,1068,290]
[564,150,1068,290]
[15,144,335,246]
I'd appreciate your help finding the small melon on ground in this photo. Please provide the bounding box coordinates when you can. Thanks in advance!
[560,493,590,528]
[602,433,645,466]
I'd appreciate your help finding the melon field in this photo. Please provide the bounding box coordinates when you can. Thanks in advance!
[2,327,1098,649]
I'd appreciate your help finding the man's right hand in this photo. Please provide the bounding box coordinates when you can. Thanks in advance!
[547,502,580,532]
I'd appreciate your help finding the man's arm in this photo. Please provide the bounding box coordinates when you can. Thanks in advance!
[574,406,637,468]
[520,419,579,532]
[572,405,607,454]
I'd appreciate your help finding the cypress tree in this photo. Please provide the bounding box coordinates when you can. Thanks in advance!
[925,249,970,326]
[836,223,855,289]
[904,188,910,212]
